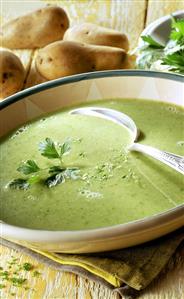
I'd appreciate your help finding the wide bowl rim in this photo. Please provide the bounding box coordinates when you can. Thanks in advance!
[1,69,184,242]
[0,69,183,110]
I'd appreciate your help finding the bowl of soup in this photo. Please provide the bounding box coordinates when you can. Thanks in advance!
[0,70,183,253]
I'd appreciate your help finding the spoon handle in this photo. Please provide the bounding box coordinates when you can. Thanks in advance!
[129,143,184,175]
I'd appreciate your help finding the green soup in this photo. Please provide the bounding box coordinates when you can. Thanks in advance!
[0,99,183,230]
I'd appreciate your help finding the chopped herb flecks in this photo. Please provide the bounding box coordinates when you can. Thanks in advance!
[22,263,33,271]
[0,258,41,293]
[10,277,27,287]
[32,271,41,277]
[0,284,5,289]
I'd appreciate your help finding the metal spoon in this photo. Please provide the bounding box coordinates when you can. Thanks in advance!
[70,107,184,175]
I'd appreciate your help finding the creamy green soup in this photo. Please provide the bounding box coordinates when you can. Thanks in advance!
[0,99,183,230]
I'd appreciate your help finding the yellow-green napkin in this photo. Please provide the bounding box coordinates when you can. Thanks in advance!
[1,228,183,298]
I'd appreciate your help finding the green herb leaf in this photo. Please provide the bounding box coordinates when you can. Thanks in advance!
[39,138,60,159]
[9,179,30,190]
[59,140,71,157]
[22,263,33,271]
[44,172,65,188]
[141,35,164,48]
[32,270,41,277]
[0,271,9,280]
[170,17,184,40]
[10,277,27,287]
[17,160,40,175]
[0,284,5,289]
[162,52,184,72]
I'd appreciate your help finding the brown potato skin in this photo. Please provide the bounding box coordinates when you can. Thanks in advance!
[64,23,129,52]
[35,41,127,80]
[0,6,69,49]
[0,50,25,99]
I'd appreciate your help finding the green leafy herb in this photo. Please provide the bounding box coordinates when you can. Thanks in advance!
[60,140,71,156]
[22,263,33,271]
[141,35,164,48]
[0,284,5,289]
[0,271,9,280]
[8,179,30,190]
[39,137,60,159]
[9,137,80,189]
[45,172,65,188]
[17,160,40,175]
[32,270,41,277]
[10,277,27,287]
[136,16,184,74]
[162,52,184,71]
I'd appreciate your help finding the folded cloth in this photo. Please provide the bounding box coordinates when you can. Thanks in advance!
[1,228,183,299]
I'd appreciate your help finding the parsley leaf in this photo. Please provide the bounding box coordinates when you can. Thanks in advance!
[9,179,30,190]
[162,52,184,72]
[17,160,40,175]
[170,17,184,41]
[45,172,65,188]
[141,35,164,48]
[22,263,33,271]
[60,140,71,157]
[39,138,60,159]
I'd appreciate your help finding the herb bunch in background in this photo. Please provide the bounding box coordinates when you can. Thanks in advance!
[136,16,184,74]
[9,138,80,190]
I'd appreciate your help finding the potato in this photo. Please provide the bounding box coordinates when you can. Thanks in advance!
[0,6,69,49]
[64,23,129,52]
[0,50,25,99]
[35,41,127,80]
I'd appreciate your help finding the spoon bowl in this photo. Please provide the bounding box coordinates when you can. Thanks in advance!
[70,107,184,175]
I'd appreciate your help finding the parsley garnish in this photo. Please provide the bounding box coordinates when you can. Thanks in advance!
[9,138,80,189]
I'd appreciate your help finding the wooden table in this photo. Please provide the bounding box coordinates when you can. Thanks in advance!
[1,1,184,298]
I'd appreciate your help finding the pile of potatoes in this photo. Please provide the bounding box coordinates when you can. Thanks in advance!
[0,5,130,99]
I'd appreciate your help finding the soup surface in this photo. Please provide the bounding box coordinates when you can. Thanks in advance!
[0,99,183,230]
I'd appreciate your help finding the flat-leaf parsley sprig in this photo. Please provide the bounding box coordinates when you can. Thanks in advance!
[9,137,80,190]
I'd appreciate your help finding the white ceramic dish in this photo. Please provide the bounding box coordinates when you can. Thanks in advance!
[140,10,184,46]
[0,70,184,253]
